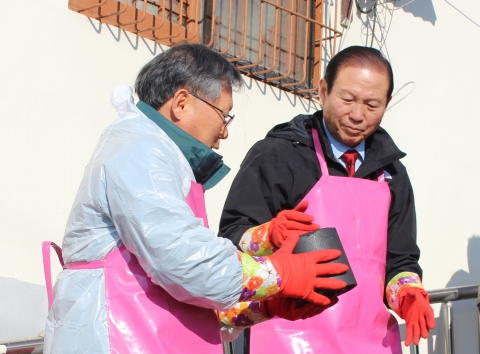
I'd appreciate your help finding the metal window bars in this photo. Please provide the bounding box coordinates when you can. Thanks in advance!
[1,285,479,353]
[68,0,199,45]
[67,0,343,99]
[204,0,330,96]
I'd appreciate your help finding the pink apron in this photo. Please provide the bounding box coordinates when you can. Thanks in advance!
[43,181,222,354]
[250,129,402,353]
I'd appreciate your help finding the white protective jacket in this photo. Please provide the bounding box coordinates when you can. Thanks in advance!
[44,86,243,353]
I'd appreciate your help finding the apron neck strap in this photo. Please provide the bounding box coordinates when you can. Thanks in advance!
[312,128,386,182]
[312,128,329,176]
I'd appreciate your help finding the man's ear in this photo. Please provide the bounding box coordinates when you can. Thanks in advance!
[170,89,190,122]
[318,79,328,105]
[386,95,393,108]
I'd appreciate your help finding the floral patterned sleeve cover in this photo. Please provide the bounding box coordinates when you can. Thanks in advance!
[217,300,270,341]
[238,222,277,256]
[237,251,281,301]
[386,272,424,316]
[217,250,281,341]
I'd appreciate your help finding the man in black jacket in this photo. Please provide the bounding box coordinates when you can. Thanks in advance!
[219,46,435,353]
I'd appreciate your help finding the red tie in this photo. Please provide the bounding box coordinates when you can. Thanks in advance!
[341,150,359,177]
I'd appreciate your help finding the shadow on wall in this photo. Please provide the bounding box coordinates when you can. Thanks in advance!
[83,15,320,113]
[87,17,166,55]
[432,235,480,354]
[401,0,436,25]
[0,277,48,342]
[354,0,436,25]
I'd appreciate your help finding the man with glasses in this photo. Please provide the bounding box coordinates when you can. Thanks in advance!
[43,43,349,354]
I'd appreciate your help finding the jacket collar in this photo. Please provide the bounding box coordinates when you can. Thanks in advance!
[137,101,230,190]
[266,110,406,178]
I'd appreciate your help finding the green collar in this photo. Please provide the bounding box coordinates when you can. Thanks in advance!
[137,101,230,190]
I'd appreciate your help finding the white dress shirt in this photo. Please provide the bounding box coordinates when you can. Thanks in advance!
[322,119,391,180]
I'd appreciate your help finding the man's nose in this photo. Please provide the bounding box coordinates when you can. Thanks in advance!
[349,103,364,122]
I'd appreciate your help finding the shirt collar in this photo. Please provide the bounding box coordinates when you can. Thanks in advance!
[322,118,365,162]
[136,101,230,190]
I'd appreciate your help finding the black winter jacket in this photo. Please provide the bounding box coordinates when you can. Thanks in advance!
[219,111,422,286]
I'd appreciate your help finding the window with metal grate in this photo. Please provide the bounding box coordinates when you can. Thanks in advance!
[68,0,343,99]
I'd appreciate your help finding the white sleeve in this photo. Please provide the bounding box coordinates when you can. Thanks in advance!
[103,137,243,311]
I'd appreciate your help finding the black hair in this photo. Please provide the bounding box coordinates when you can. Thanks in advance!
[324,46,394,99]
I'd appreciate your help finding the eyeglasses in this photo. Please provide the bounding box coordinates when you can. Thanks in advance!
[189,92,235,127]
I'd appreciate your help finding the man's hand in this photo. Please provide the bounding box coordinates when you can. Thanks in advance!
[262,295,338,321]
[269,235,348,305]
[269,201,319,248]
[401,287,435,346]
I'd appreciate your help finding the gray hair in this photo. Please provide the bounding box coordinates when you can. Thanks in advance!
[135,43,244,110]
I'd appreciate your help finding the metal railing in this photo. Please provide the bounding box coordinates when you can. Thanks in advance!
[2,285,479,354]
[0,337,44,354]
[410,284,480,354]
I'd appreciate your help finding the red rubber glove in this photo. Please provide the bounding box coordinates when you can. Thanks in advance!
[400,287,435,346]
[261,295,339,321]
[268,235,348,305]
[269,201,319,248]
